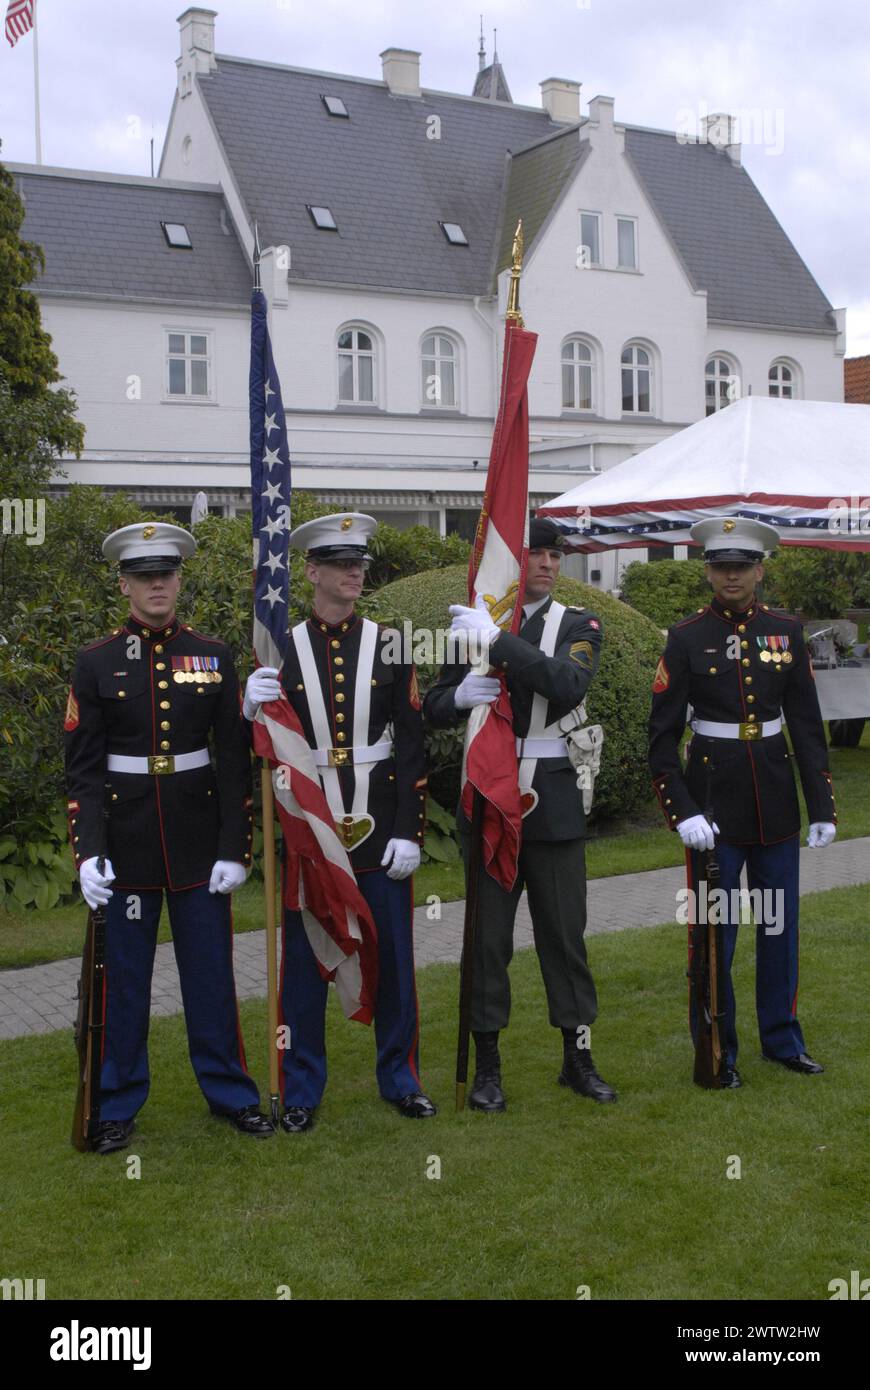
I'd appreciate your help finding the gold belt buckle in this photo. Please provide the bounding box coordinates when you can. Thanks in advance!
[738,722,760,741]
[328,748,350,767]
[148,754,175,774]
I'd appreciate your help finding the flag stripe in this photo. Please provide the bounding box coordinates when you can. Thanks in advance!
[5,0,33,46]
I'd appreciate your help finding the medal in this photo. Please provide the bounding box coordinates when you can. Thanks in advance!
[760,650,771,663]
[772,652,782,664]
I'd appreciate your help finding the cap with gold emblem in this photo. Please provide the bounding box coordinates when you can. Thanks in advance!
[690,516,780,564]
[529,517,565,550]
[102,522,197,573]
[289,512,376,563]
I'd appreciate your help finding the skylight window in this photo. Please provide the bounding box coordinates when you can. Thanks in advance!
[307,205,338,231]
[321,95,349,118]
[161,222,192,249]
[440,221,469,246]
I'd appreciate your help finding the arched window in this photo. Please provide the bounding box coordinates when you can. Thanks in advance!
[705,357,740,415]
[621,343,653,414]
[561,338,595,411]
[337,327,376,403]
[769,360,797,399]
[421,333,457,408]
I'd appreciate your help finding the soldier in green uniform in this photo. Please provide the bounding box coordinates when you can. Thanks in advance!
[424,518,616,1110]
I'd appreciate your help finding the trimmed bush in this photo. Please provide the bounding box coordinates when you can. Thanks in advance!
[371,565,665,823]
[620,557,709,629]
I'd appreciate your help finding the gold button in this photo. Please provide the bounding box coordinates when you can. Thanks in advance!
[164,628,172,637]
[335,673,345,684]
[737,625,746,634]
[745,675,753,684]
[775,664,783,672]
[118,689,126,698]
[747,695,755,703]
[196,687,205,695]
[141,628,151,638]
[111,793,118,801]
[161,720,171,731]
[74,836,80,842]
[742,658,750,667]
[670,814,677,822]
[331,640,340,649]
[320,623,327,632]
[160,700,171,710]
[334,657,344,666]
[708,667,717,674]
[207,789,213,797]
[161,740,170,750]
[418,813,424,819]
[154,644,164,654]
[155,662,166,671]
[159,680,168,689]
[702,756,709,764]
[341,623,348,631]
[371,678,377,686]
[747,714,756,722]
[665,798,672,805]
[335,713,345,723]
[296,683,304,691]
[336,732,346,743]
[724,610,732,618]
[741,641,749,650]
[335,693,345,703]
[389,774,395,781]
[502,662,508,669]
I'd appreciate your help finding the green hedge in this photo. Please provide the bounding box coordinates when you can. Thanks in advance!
[371,565,665,823]
[620,558,709,629]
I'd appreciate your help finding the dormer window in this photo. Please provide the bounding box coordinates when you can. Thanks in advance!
[308,205,338,231]
[440,222,468,246]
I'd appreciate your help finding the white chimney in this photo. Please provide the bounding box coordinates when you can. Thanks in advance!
[540,78,581,124]
[177,8,217,97]
[587,94,616,129]
[380,48,421,98]
[705,111,741,164]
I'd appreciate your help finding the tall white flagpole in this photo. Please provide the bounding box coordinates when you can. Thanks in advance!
[32,0,42,164]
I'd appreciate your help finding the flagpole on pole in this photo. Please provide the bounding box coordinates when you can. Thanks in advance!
[455,221,528,1112]
[32,0,42,164]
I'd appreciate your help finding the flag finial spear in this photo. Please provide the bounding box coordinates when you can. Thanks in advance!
[253,220,262,291]
[505,219,524,327]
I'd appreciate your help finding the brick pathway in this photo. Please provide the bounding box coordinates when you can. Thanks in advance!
[1,836,868,1041]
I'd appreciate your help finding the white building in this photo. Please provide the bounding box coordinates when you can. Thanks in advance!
[13,7,845,589]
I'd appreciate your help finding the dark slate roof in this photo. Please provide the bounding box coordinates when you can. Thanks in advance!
[11,167,251,306]
[623,128,835,332]
[497,127,588,272]
[196,57,561,295]
[473,60,512,103]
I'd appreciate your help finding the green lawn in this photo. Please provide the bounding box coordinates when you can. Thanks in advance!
[0,885,865,1301]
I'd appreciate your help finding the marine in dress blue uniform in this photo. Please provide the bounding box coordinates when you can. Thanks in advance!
[65,522,273,1152]
[244,514,435,1132]
[648,517,837,1086]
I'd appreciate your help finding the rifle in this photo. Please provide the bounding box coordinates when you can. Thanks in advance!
[689,764,726,1089]
[71,785,111,1150]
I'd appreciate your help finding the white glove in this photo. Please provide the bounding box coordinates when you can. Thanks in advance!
[79,856,116,910]
[209,860,248,894]
[807,822,836,848]
[381,838,421,881]
[454,672,500,710]
[677,815,720,851]
[243,666,282,721]
[448,594,501,647]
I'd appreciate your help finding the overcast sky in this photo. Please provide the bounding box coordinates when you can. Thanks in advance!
[1,0,868,354]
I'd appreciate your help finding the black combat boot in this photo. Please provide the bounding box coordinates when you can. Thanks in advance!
[468,1031,506,1112]
[559,1029,617,1103]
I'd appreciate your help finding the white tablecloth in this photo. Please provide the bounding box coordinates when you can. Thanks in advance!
[814,668,870,720]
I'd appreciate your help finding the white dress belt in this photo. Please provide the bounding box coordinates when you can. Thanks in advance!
[691,717,783,739]
[106,748,210,773]
[516,736,568,758]
[311,742,393,768]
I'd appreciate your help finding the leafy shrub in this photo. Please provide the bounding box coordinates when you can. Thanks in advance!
[620,558,709,629]
[370,565,666,823]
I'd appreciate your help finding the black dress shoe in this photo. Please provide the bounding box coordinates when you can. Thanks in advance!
[468,1030,506,1112]
[390,1092,437,1119]
[763,1052,824,1075]
[559,1048,618,1103]
[91,1118,135,1155]
[280,1106,315,1133]
[217,1105,275,1137]
[720,1066,742,1089]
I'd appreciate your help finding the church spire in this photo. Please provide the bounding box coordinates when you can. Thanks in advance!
[471,25,513,102]
[478,15,486,72]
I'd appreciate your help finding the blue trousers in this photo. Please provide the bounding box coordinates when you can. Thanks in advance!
[689,836,805,1067]
[279,869,421,1108]
[100,885,260,1121]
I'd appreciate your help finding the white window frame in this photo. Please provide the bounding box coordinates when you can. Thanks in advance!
[337,325,378,405]
[579,210,602,267]
[561,337,596,412]
[768,359,800,400]
[164,329,214,403]
[420,332,460,410]
[705,356,741,415]
[616,216,638,270]
[621,342,655,415]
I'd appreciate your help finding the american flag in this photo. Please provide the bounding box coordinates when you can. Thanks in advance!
[249,286,377,1023]
[462,319,538,890]
[5,0,33,46]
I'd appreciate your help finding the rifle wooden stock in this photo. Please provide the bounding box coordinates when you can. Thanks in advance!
[691,844,725,1090]
[71,896,107,1150]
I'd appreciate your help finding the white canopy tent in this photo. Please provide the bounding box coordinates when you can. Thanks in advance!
[538,397,870,553]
